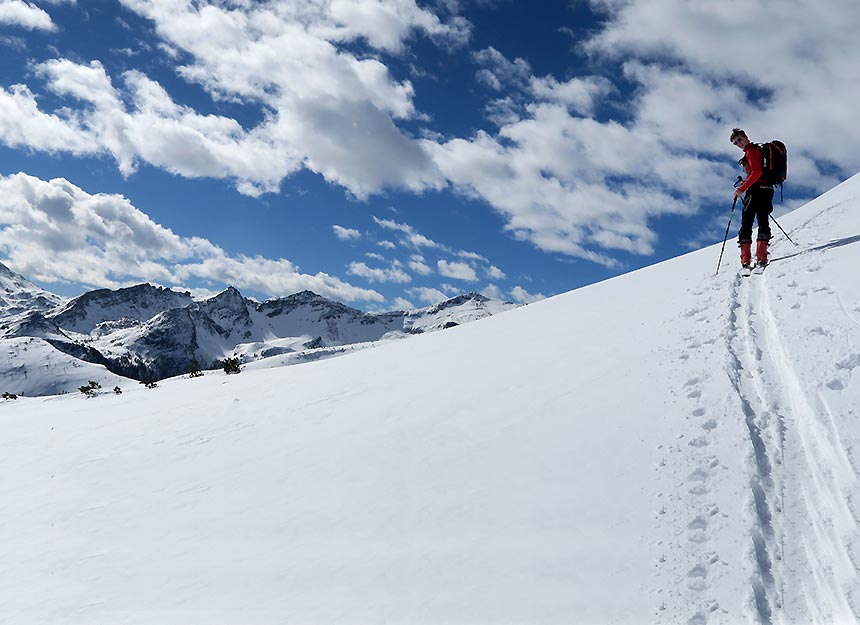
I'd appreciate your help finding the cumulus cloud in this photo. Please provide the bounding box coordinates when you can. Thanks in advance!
[407,286,449,305]
[333,225,362,241]
[370,216,507,282]
[510,285,544,304]
[0,1,457,198]
[347,260,411,283]
[391,296,416,310]
[437,259,478,281]
[480,283,503,300]
[0,0,55,31]
[0,172,383,302]
[113,0,451,197]
[474,47,531,91]
[322,0,471,52]
[408,254,432,275]
[486,265,506,280]
[373,216,442,249]
[0,59,298,195]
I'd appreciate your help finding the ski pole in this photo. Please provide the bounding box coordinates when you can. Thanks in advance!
[770,214,797,246]
[715,197,738,276]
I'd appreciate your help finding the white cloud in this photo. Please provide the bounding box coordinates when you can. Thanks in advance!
[474,47,531,91]
[347,261,411,283]
[0,1,459,198]
[407,286,448,305]
[0,172,383,302]
[582,0,860,178]
[480,283,503,300]
[391,296,416,310]
[373,216,441,249]
[529,75,613,115]
[408,254,432,275]
[486,265,506,280]
[437,259,478,281]
[0,60,297,194]
[333,225,362,241]
[457,250,487,262]
[322,0,471,53]
[377,240,396,249]
[0,83,96,153]
[111,0,452,197]
[510,285,544,304]
[0,0,55,31]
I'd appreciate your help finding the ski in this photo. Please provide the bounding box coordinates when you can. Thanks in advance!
[740,265,753,277]
[752,261,768,275]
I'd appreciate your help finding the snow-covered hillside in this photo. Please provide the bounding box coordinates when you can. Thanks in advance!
[2,174,860,624]
[0,337,129,397]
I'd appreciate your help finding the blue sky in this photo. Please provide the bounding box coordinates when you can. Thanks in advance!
[0,0,858,310]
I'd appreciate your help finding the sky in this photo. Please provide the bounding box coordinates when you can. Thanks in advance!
[0,0,858,311]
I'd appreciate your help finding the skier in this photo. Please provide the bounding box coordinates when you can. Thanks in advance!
[731,127,773,269]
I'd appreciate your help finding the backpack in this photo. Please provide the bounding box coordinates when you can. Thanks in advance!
[757,140,787,187]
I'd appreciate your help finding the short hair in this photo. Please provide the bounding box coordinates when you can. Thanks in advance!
[730,127,747,142]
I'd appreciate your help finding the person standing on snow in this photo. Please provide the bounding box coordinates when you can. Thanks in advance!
[731,127,773,268]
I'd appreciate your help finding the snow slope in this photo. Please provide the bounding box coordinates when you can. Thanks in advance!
[2,175,860,624]
[0,337,129,397]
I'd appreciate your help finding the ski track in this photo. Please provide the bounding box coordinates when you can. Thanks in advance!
[720,202,860,625]
[725,271,782,624]
[759,271,860,624]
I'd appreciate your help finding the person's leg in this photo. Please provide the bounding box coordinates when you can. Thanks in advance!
[738,197,755,266]
[754,189,774,263]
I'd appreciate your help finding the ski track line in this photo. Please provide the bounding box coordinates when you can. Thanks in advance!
[757,271,860,624]
[834,290,860,332]
[726,271,781,625]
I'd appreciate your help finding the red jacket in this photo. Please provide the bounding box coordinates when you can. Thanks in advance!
[737,143,763,194]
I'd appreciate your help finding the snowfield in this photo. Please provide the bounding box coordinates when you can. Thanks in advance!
[2,174,860,624]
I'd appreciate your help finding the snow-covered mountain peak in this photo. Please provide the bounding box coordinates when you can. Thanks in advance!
[50,282,193,334]
[0,260,66,318]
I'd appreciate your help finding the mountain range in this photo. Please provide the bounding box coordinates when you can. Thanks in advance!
[0,267,518,394]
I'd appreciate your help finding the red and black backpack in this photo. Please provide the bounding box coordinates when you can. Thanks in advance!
[758,140,787,187]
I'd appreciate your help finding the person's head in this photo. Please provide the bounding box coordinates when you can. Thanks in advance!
[730,127,749,150]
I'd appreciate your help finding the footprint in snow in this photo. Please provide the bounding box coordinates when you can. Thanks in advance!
[701,419,718,431]
[826,378,846,391]
[837,353,860,371]
[688,602,721,625]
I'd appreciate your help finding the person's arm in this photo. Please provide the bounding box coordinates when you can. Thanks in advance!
[737,145,762,193]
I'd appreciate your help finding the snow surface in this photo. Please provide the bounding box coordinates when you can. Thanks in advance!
[3,175,860,624]
[0,337,129,397]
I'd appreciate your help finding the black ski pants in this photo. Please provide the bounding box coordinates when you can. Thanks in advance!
[738,185,774,243]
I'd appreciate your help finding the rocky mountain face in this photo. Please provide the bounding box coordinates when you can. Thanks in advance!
[0,264,519,387]
[50,283,194,334]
